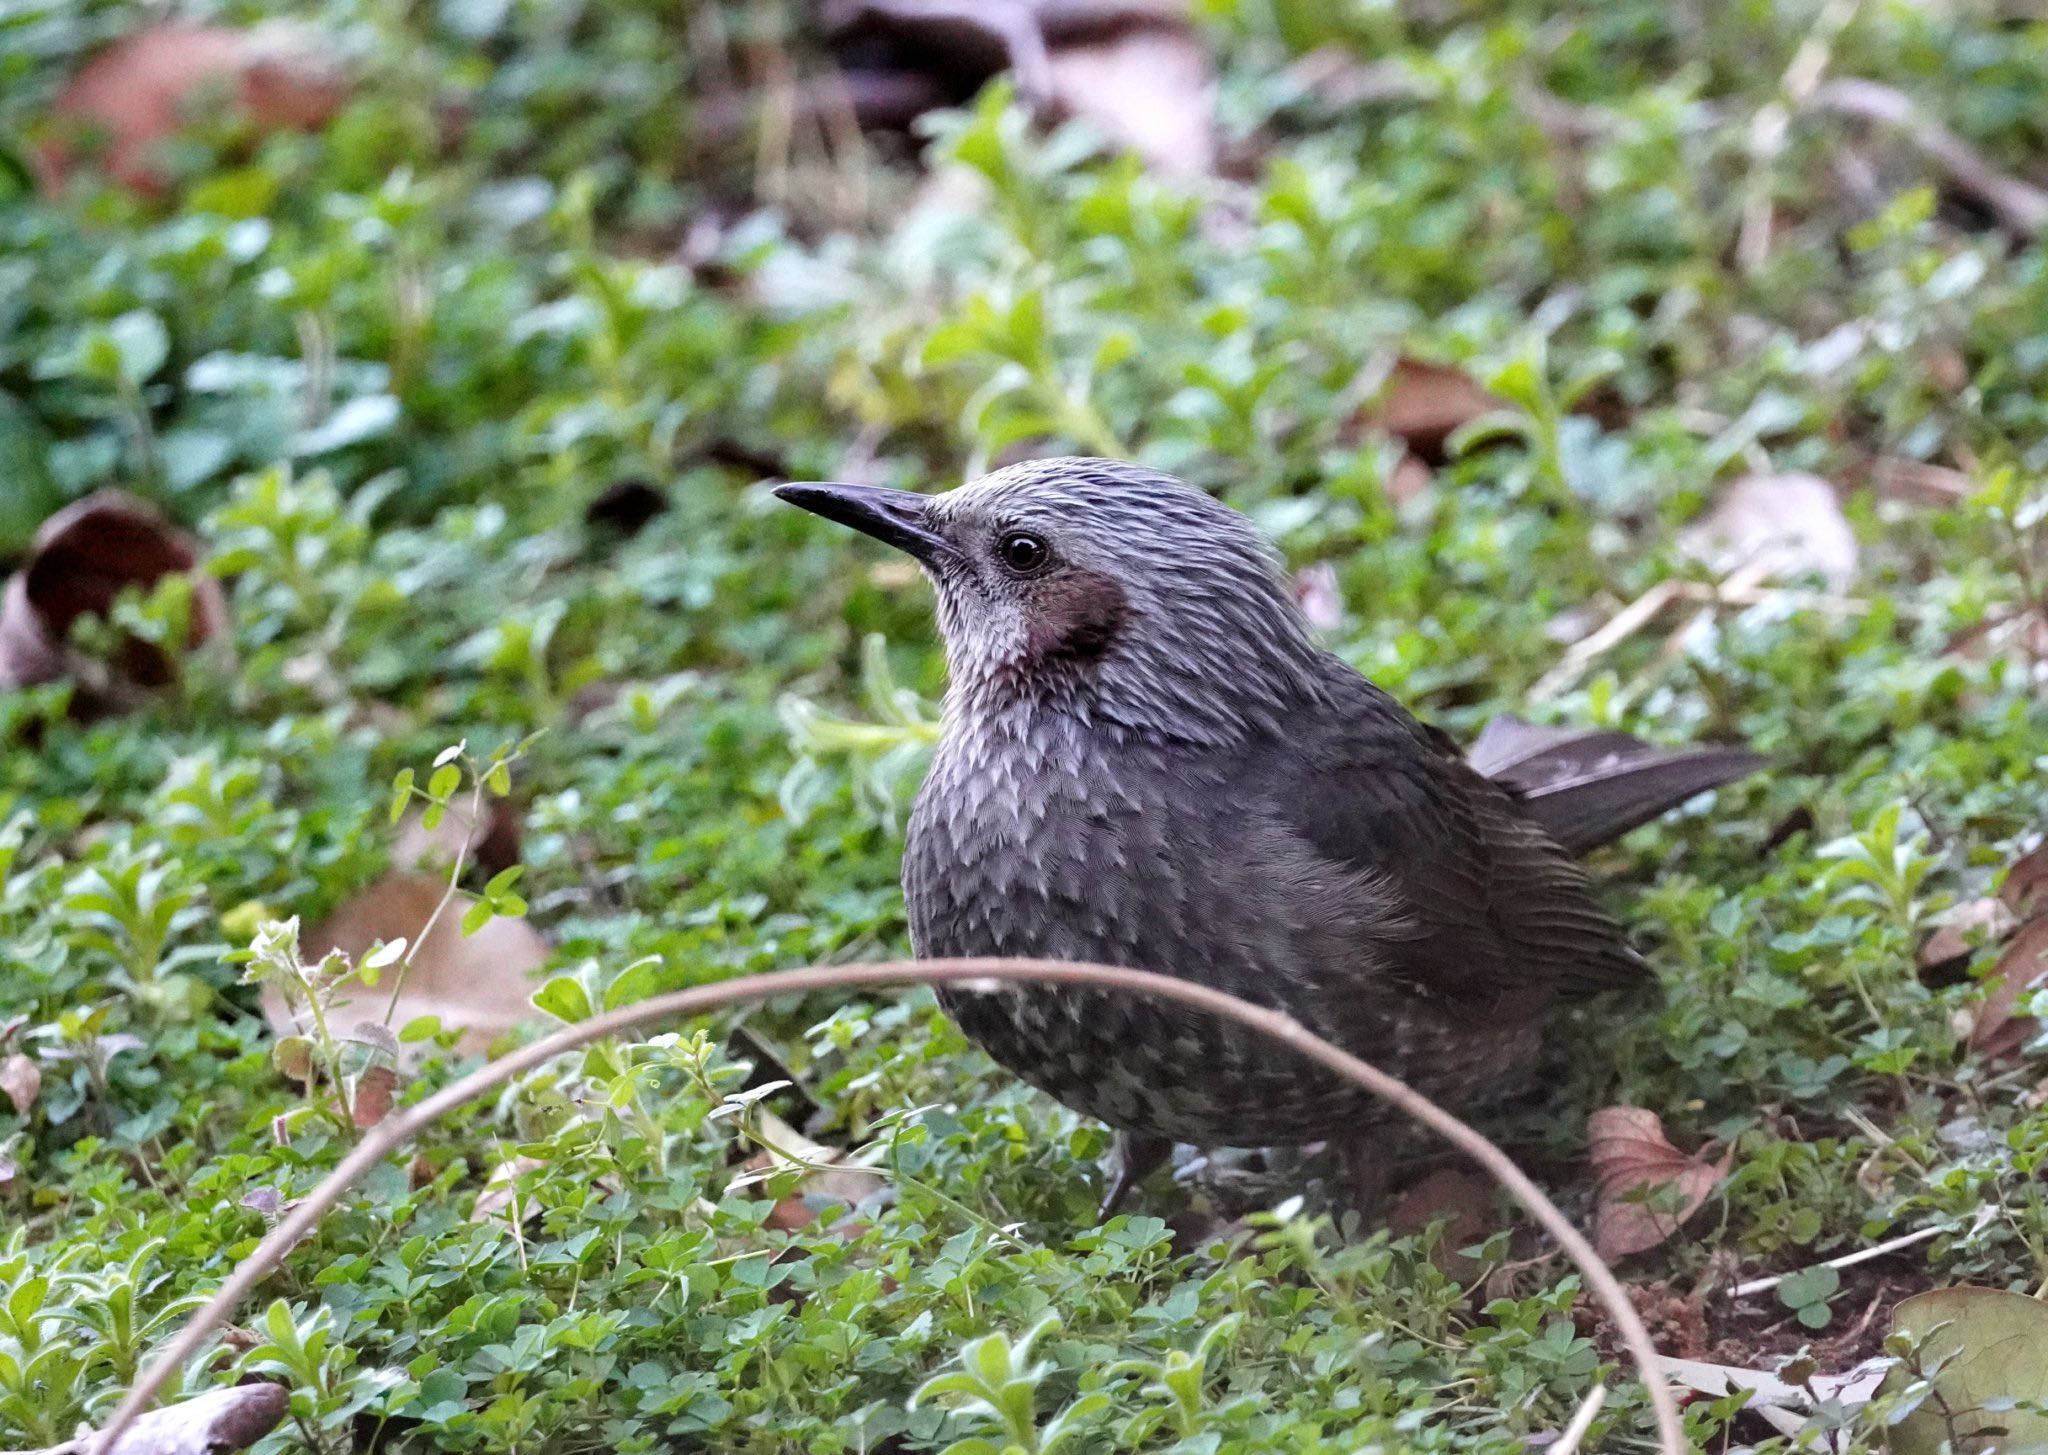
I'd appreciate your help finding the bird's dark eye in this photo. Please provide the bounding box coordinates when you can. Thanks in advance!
[996,531,1052,575]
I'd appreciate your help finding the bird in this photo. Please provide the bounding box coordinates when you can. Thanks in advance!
[776,457,1762,1213]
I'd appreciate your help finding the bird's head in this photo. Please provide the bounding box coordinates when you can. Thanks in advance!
[776,457,1329,742]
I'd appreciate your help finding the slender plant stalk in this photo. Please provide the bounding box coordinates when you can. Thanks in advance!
[89,958,1688,1455]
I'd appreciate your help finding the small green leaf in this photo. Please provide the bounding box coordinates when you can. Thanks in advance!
[427,764,461,801]
[460,898,494,935]
[602,958,662,1011]
[483,865,524,898]
[389,768,415,824]
[531,975,593,1023]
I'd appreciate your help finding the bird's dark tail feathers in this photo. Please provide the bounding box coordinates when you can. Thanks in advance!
[1470,715,1765,855]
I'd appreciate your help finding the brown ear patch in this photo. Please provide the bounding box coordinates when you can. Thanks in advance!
[1025,567,1129,663]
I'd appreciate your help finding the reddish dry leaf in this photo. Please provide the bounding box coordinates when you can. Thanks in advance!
[1355,358,1504,463]
[263,872,547,1055]
[39,23,350,194]
[1588,1106,1731,1259]
[0,1053,38,1115]
[1388,1167,1500,1280]
[2001,840,2048,919]
[1385,451,1434,507]
[350,1064,401,1128]
[1919,897,2018,973]
[0,490,229,704]
[1969,918,2048,1060]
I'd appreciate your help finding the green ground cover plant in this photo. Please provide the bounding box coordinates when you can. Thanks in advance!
[5,0,2048,1449]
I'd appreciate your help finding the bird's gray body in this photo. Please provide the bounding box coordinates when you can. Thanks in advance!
[778,459,1758,1152]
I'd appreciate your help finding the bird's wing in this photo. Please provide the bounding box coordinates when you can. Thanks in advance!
[1275,690,1647,1008]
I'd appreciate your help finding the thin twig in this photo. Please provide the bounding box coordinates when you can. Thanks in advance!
[1530,580,1684,702]
[1814,77,2048,237]
[1729,1204,1996,1299]
[1737,0,1863,272]
[88,959,1688,1455]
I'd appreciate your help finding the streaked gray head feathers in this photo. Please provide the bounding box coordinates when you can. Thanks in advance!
[780,457,1332,744]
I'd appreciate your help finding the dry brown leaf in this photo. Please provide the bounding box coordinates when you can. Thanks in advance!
[823,1,1212,177]
[2001,840,2048,919]
[1677,472,1859,590]
[263,872,547,1055]
[1385,451,1434,507]
[1919,897,2018,973]
[0,1053,40,1116]
[391,797,523,879]
[1388,1168,1500,1281]
[1969,918,2048,1060]
[350,1064,401,1128]
[0,490,230,705]
[737,1109,887,1232]
[1046,25,1214,178]
[1588,1106,1731,1259]
[39,23,350,194]
[1355,359,1504,463]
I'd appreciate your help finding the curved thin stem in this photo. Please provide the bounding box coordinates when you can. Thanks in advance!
[90,959,1687,1455]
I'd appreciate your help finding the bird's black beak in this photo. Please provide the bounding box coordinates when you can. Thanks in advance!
[773,481,952,566]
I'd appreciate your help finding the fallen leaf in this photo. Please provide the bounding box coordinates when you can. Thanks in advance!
[1385,451,1434,507]
[0,1053,38,1115]
[350,1064,401,1128]
[1968,917,2048,1060]
[1919,897,2018,974]
[1677,472,1859,590]
[734,1109,887,1232]
[1588,1106,1731,1259]
[824,1,1212,176]
[2001,840,2048,919]
[392,796,523,879]
[1882,1286,2048,1455]
[1387,1168,1500,1281]
[1045,24,1214,178]
[39,23,350,195]
[0,490,230,706]
[1355,358,1504,463]
[263,873,547,1055]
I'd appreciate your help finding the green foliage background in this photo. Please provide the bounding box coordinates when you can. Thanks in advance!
[5,0,2048,1450]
